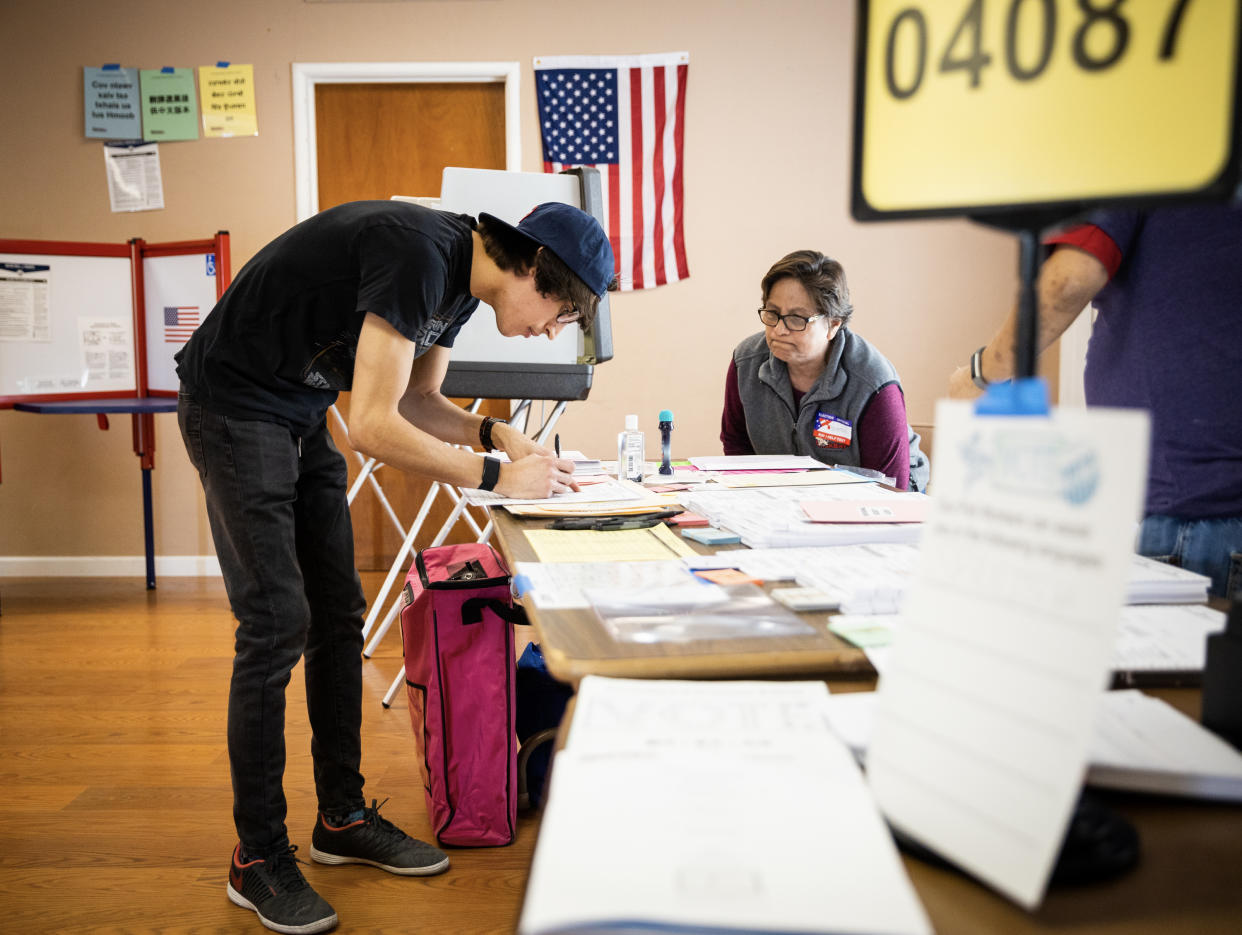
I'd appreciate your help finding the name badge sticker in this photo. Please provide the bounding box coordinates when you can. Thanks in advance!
[814,411,853,449]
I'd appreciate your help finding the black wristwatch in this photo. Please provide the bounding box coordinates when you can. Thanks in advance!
[478,416,506,452]
[970,346,990,390]
[479,455,502,492]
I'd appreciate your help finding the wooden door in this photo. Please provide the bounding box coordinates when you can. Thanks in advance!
[315,81,509,571]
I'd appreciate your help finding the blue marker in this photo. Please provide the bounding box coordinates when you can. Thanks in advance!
[658,409,674,475]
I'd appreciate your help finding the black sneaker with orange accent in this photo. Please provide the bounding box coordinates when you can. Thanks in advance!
[310,798,450,876]
[226,843,338,934]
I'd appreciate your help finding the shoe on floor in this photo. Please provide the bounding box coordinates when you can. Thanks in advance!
[310,798,450,876]
[227,843,338,934]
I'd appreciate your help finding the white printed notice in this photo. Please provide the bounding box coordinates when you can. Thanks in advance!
[866,400,1149,910]
[79,316,134,389]
[0,263,51,342]
[104,140,164,212]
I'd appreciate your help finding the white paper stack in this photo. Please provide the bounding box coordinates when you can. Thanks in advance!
[518,677,932,935]
[831,603,1228,683]
[1111,603,1227,679]
[682,485,924,549]
[688,543,1212,615]
[823,689,1242,803]
[1126,554,1212,603]
[684,543,922,614]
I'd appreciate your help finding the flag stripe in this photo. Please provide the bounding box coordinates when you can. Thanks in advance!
[607,162,621,280]
[629,67,644,291]
[617,71,633,289]
[651,67,667,288]
[672,63,690,281]
[639,66,656,290]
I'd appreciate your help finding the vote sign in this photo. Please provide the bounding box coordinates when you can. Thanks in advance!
[852,0,1241,218]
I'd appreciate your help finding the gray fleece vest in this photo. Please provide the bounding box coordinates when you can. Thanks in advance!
[732,328,930,491]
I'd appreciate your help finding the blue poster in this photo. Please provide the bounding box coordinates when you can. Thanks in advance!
[84,65,141,140]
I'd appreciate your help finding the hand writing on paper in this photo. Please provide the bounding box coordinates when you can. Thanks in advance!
[498,453,580,499]
[493,422,580,495]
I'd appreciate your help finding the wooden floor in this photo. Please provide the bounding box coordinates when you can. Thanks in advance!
[0,575,537,934]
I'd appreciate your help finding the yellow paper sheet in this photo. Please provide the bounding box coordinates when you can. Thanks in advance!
[198,64,258,137]
[525,523,698,563]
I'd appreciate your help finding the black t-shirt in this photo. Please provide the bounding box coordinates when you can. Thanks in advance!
[176,201,479,434]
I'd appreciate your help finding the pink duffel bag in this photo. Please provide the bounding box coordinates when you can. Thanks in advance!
[400,542,525,847]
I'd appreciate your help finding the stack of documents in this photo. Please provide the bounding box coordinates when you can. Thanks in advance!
[462,476,645,507]
[684,544,1211,615]
[518,677,931,935]
[682,485,926,549]
[688,454,826,471]
[513,559,694,610]
[558,449,604,474]
[685,543,920,614]
[832,603,1228,684]
[822,688,1242,803]
[1111,603,1227,682]
[1125,554,1212,603]
[584,581,814,643]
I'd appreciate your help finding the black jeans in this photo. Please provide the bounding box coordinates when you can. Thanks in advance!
[178,389,367,855]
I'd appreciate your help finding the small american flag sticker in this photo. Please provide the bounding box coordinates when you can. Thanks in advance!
[164,306,200,344]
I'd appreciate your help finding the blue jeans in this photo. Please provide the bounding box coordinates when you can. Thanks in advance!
[178,390,367,855]
[1139,514,1242,600]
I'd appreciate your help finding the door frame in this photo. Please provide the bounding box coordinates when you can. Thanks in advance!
[291,61,522,222]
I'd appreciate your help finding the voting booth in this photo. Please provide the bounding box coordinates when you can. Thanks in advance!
[0,233,230,406]
[1,232,231,587]
[406,165,614,401]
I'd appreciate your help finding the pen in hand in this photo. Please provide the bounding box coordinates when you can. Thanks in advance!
[552,433,581,493]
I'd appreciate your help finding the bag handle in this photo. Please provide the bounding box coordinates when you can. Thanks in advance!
[461,597,528,627]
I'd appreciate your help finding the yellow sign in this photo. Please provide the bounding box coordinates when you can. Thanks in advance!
[198,64,258,138]
[854,0,1241,216]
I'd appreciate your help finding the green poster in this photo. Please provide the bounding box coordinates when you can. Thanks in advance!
[140,68,199,142]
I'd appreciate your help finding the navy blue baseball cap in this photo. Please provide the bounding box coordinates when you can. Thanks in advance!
[479,203,615,297]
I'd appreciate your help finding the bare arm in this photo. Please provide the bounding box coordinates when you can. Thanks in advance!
[347,313,576,496]
[398,342,577,486]
[949,244,1110,398]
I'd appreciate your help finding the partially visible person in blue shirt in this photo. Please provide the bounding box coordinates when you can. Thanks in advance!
[950,202,1242,599]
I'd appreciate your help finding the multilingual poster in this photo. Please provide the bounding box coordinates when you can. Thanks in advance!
[83,66,141,139]
[140,68,199,142]
[197,63,258,137]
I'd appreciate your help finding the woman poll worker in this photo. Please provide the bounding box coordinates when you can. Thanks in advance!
[721,250,929,491]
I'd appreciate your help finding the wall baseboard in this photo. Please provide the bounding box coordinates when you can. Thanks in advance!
[0,556,222,577]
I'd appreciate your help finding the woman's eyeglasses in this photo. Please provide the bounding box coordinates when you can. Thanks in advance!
[757,307,825,331]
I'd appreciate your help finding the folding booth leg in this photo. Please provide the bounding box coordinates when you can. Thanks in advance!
[361,482,441,642]
[381,665,407,709]
[363,596,402,659]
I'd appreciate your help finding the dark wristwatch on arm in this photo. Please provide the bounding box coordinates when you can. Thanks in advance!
[479,455,502,492]
[478,416,506,452]
[970,346,990,390]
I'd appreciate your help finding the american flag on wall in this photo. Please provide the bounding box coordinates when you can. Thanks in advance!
[163,306,200,343]
[534,52,689,291]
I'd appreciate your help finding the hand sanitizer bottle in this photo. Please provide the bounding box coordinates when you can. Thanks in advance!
[617,414,645,482]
